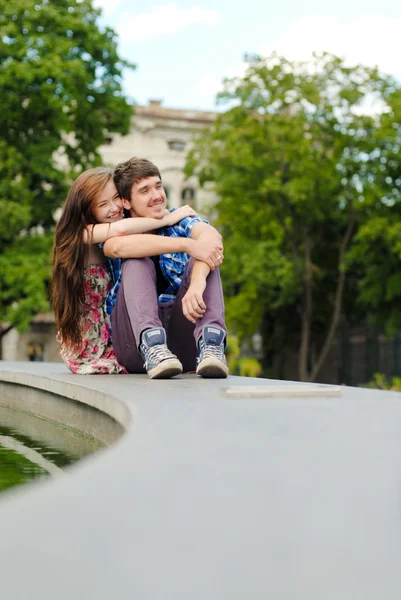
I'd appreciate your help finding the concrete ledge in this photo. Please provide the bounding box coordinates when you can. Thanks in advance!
[1,361,401,599]
[0,380,125,446]
[0,402,104,459]
[0,368,131,429]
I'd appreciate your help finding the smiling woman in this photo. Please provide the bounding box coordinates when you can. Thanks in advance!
[51,167,127,374]
[91,180,124,225]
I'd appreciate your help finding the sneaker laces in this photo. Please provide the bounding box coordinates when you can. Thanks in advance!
[145,344,177,363]
[199,339,226,361]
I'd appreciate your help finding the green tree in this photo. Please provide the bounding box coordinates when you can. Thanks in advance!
[187,53,400,381]
[347,82,401,335]
[0,0,134,345]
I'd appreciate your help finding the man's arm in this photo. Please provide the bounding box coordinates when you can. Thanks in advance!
[182,222,224,323]
[190,222,223,246]
[103,233,223,270]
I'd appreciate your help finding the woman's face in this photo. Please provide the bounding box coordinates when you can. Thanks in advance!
[91,179,124,223]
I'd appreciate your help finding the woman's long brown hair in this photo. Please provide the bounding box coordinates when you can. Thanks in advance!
[52,167,113,348]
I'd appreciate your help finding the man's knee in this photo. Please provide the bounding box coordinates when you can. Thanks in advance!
[122,257,155,277]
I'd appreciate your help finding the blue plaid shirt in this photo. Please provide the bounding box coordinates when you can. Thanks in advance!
[100,211,208,319]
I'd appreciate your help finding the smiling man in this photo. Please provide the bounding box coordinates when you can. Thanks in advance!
[103,157,229,379]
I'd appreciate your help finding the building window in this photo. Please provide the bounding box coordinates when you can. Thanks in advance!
[168,140,186,151]
[26,342,44,362]
[181,187,196,204]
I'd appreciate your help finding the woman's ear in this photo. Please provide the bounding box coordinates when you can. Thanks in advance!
[122,198,131,211]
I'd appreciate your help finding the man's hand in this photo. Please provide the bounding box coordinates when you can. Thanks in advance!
[187,238,223,270]
[182,279,207,324]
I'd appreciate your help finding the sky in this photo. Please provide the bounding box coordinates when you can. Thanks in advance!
[94,0,401,111]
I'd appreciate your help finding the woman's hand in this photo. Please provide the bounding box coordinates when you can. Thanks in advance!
[164,205,197,226]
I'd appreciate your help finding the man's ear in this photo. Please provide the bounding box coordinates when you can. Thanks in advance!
[122,198,132,211]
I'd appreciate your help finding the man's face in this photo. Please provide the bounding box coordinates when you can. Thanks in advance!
[123,175,167,219]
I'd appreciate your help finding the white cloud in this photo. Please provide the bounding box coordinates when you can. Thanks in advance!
[195,14,401,109]
[196,72,222,95]
[117,3,220,42]
[196,62,246,101]
[260,14,401,79]
[93,0,125,17]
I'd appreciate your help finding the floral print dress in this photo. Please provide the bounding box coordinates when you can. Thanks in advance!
[60,264,127,375]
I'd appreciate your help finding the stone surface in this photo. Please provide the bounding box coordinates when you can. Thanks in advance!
[0,361,401,599]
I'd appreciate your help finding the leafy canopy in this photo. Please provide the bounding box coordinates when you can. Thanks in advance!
[0,0,134,332]
[187,52,401,380]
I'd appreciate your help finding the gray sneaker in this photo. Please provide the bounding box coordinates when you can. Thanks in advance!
[140,328,183,379]
[196,326,229,378]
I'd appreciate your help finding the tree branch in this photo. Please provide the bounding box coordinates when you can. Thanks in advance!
[310,215,357,381]
[0,323,14,340]
[277,193,304,276]
[0,323,14,360]
[299,229,313,381]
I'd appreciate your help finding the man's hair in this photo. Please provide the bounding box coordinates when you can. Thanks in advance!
[113,157,161,200]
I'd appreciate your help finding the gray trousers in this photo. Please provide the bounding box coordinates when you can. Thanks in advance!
[111,258,227,373]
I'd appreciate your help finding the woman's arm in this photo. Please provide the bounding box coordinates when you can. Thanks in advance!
[83,205,197,244]
[83,217,162,244]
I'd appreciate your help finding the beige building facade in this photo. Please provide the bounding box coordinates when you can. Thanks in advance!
[100,99,217,211]
[2,100,217,363]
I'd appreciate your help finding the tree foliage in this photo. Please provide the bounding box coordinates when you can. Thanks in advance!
[0,0,134,336]
[186,53,401,381]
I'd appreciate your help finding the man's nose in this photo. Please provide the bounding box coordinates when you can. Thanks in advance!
[150,187,162,199]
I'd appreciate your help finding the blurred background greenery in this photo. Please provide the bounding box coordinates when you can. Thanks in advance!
[1,1,401,384]
[0,0,134,333]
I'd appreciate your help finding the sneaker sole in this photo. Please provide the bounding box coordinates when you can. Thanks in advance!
[147,359,183,380]
[196,358,229,378]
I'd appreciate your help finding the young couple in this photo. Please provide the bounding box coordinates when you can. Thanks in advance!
[52,157,229,379]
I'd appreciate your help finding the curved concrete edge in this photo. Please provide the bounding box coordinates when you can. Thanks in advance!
[0,367,132,430]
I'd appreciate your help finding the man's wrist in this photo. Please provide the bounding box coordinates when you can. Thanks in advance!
[190,264,208,284]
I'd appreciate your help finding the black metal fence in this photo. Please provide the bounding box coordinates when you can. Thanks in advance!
[338,323,401,387]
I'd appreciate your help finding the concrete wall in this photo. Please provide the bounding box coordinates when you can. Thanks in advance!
[2,323,61,363]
